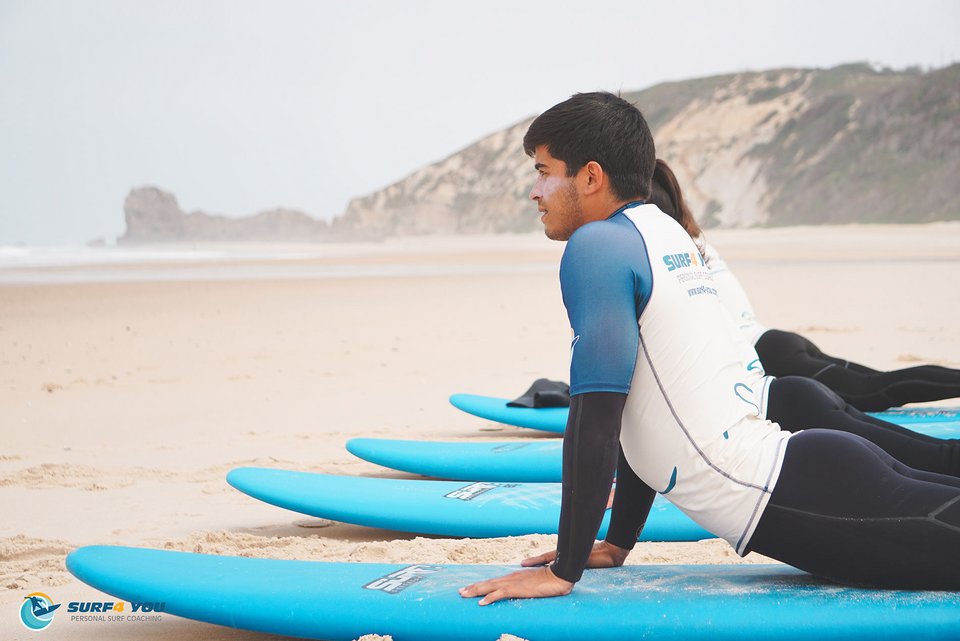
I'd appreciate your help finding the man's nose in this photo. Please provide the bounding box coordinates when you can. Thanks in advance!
[529,186,540,201]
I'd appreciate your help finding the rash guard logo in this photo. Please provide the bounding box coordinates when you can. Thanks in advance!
[734,382,761,416]
[661,466,678,494]
[662,252,700,271]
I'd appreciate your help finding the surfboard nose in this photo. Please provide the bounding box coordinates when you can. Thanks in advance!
[225,467,255,491]
[66,545,105,579]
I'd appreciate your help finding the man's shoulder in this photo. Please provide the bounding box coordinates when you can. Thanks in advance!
[561,214,651,278]
[566,214,641,253]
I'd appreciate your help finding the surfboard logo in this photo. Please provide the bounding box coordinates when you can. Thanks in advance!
[445,482,517,501]
[492,443,531,453]
[363,565,443,594]
[20,592,61,631]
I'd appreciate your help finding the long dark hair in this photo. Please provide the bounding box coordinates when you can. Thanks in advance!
[648,159,704,250]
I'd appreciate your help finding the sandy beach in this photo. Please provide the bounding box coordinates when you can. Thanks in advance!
[2,223,959,641]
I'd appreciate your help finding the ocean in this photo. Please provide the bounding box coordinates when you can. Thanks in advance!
[0,239,560,285]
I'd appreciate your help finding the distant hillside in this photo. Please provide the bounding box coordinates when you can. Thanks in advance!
[337,63,959,234]
[121,63,959,243]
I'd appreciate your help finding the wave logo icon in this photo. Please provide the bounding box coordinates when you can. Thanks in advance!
[20,592,61,631]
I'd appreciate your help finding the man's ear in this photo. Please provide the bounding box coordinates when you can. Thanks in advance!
[580,161,605,196]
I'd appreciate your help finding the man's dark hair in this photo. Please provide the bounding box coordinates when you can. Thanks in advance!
[523,92,656,200]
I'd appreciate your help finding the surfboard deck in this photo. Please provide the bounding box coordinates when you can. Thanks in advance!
[348,418,960,481]
[67,545,960,641]
[226,467,713,541]
[450,393,568,432]
[346,437,562,482]
[451,393,960,435]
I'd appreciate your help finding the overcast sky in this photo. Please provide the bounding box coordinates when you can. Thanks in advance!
[1,0,958,245]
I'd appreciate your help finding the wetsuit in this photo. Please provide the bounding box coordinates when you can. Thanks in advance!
[702,243,960,411]
[767,376,960,476]
[552,203,960,589]
[732,346,960,478]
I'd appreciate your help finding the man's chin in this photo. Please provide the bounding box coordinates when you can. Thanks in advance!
[544,227,572,241]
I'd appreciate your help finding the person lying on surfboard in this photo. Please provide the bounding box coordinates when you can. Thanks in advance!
[460,92,960,605]
[646,158,960,477]
[647,160,960,412]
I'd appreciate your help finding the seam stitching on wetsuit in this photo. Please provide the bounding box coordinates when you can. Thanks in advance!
[811,364,835,379]
[764,502,960,535]
[638,331,767,493]
[759,376,773,417]
[736,437,788,552]
[930,494,960,520]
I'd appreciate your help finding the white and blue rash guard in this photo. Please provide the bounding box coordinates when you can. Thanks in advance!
[552,203,792,582]
[697,241,775,417]
[700,241,769,346]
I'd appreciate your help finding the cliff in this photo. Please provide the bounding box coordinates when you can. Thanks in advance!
[119,188,368,244]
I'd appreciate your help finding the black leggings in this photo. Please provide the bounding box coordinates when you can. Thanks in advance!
[767,376,960,477]
[748,429,960,589]
[755,329,960,411]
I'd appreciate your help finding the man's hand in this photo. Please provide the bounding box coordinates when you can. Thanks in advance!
[458,566,573,606]
[521,540,630,569]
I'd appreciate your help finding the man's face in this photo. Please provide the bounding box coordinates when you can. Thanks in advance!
[529,145,584,241]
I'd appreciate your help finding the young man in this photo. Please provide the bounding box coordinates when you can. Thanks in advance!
[459,92,960,606]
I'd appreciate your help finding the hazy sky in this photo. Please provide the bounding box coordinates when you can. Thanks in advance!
[1,0,958,245]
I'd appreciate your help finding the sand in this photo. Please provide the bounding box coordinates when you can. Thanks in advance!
[1,223,959,640]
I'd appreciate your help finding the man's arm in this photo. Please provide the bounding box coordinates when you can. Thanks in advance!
[605,447,656,550]
[521,443,656,573]
[551,391,626,581]
[457,392,628,604]
[461,219,652,604]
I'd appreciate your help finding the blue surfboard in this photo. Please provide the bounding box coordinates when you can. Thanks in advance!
[67,545,960,641]
[451,393,960,435]
[226,468,713,542]
[450,393,569,432]
[874,406,960,426]
[347,437,562,482]
[349,421,960,482]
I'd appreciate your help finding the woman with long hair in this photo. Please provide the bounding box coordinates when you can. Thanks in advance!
[650,159,960,413]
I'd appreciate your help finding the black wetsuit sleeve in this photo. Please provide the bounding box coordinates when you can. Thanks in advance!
[605,447,656,550]
[550,391,627,583]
